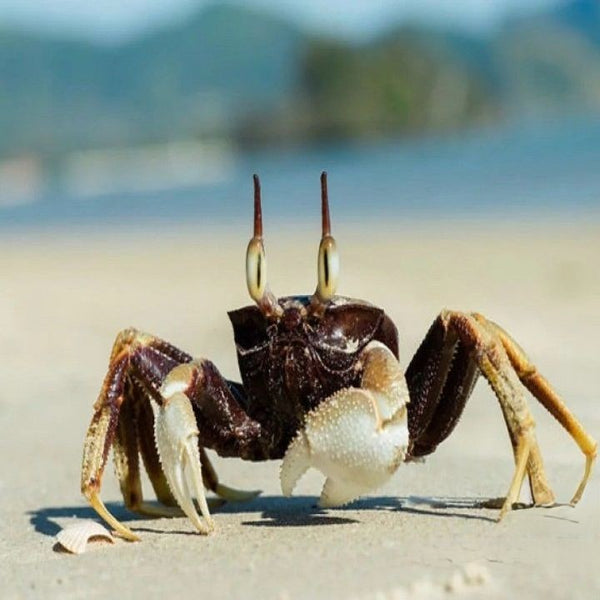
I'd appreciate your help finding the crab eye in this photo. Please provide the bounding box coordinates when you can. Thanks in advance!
[317,234,339,301]
[246,238,267,303]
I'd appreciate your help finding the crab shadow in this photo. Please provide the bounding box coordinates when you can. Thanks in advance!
[235,495,499,527]
[29,494,498,539]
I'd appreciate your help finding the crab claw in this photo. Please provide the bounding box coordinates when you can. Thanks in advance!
[153,392,214,534]
[280,387,409,507]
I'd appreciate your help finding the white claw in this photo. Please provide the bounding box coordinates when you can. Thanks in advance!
[320,477,372,508]
[153,392,214,534]
[281,387,409,507]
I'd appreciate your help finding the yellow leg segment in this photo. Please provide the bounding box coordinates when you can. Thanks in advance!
[88,491,140,542]
[487,319,598,505]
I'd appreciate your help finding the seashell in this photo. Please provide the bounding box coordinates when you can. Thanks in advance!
[56,520,115,554]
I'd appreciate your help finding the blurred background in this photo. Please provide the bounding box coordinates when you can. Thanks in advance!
[1,0,600,226]
[2,5,600,597]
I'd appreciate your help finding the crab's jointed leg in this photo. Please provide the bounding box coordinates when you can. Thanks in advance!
[81,329,263,540]
[484,317,597,505]
[281,340,410,507]
[405,310,597,517]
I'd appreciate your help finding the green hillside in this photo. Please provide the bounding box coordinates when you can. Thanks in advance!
[0,5,306,157]
[2,1,600,158]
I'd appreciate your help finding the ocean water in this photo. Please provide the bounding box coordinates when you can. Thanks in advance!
[2,116,600,230]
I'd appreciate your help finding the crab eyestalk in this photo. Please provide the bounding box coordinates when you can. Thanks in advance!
[246,175,281,317]
[314,171,340,304]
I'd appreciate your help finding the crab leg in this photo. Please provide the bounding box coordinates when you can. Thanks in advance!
[476,350,538,519]
[405,312,554,508]
[405,310,597,515]
[82,345,141,540]
[200,447,261,502]
[483,317,597,504]
[82,328,262,539]
[82,329,199,539]
[281,341,410,506]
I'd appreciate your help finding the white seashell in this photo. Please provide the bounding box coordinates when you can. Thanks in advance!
[56,520,115,554]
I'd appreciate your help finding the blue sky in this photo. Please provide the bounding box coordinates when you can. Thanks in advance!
[0,0,565,42]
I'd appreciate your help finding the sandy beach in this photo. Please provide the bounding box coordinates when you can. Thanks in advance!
[1,221,598,599]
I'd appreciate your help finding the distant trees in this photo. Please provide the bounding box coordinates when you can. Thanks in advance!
[236,35,496,146]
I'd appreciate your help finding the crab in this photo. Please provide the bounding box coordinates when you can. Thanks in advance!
[81,173,597,541]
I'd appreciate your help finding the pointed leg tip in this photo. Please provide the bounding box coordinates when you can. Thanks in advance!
[497,499,512,522]
[114,528,141,542]
[186,513,215,536]
[87,490,141,541]
[215,483,262,503]
[569,453,595,507]
[199,519,216,535]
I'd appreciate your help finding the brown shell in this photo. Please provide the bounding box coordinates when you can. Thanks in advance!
[228,295,399,456]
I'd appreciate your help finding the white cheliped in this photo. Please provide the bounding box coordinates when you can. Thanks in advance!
[153,391,214,534]
[281,341,410,507]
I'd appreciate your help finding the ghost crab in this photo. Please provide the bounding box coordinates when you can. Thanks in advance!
[81,173,597,540]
